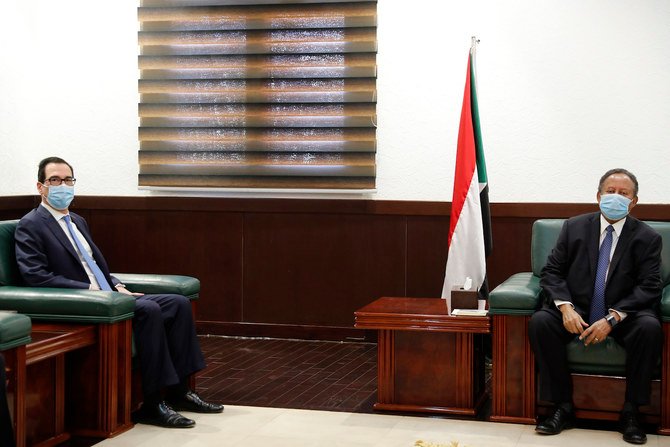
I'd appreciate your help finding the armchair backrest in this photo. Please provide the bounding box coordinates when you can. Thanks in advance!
[531,219,564,277]
[0,220,21,287]
[646,221,670,286]
[531,218,670,286]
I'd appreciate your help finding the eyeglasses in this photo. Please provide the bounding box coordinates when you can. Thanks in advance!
[44,177,77,186]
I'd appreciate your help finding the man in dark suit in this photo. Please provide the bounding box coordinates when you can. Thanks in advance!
[529,168,662,445]
[14,157,224,429]
[0,354,15,447]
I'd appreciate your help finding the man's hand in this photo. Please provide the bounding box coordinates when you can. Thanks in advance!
[579,318,612,346]
[115,285,144,297]
[559,303,588,334]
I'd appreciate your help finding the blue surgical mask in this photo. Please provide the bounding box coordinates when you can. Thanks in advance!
[46,184,75,210]
[599,193,632,221]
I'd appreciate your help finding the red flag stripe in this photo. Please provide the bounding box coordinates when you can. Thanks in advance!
[448,54,477,246]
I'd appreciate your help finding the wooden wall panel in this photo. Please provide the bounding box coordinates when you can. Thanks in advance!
[0,196,37,221]
[486,217,534,289]
[406,216,449,297]
[85,209,244,323]
[243,213,406,326]
[1,195,668,340]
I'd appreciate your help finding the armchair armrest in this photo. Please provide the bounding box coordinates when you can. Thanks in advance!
[661,285,670,323]
[0,311,31,350]
[488,272,541,316]
[0,286,135,323]
[112,273,200,300]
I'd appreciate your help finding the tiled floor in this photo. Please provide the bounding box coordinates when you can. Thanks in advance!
[195,336,377,413]
[94,336,670,446]
[96,405,670,447]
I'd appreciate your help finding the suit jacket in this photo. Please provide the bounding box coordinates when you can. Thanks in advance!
[540,212,662,317]
[15,205,120,290]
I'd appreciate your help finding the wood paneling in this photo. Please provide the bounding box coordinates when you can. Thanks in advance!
[0,196,37,221]
[406,216,449,298]
[243,213,406,326]
[1,195,669,340]
[86,209,244,323]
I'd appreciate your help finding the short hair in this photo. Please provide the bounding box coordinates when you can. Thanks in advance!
[38,157,74,183]
[598,168,638,197]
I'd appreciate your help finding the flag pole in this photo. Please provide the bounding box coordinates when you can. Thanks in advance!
[470,36,480,84]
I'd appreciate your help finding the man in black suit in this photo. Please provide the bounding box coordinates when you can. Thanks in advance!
[0,354,15,447]
[14,157,224,429]
[529,168,662,445]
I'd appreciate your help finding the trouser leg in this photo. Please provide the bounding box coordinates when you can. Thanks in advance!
[612,313,662,406]
[528,308,576,403]
[133,294,205,397]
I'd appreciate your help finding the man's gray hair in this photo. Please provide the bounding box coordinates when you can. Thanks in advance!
[598,168,639,197]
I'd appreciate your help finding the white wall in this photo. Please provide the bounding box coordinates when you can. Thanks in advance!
[2,0,669,203]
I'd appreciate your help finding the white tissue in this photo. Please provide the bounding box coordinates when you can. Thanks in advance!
[463,277,473,291]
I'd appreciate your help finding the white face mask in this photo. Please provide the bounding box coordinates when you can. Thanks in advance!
[45,184,75,210]
[599,193,632,221]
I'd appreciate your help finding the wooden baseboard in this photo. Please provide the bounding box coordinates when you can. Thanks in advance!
[196,321,370,342]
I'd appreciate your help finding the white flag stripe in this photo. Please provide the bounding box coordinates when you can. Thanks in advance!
[442,165,486,310]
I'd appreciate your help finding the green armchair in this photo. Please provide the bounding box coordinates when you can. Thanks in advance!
[0,219,200,446]
[488,219,670,434]
[0,311,31,447]
[0,311,31,351]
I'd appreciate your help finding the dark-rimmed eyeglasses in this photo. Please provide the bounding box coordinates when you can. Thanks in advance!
[43,177,76,186]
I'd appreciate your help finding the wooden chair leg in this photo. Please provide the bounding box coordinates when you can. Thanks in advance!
[490,314,536,424]
[3,347,26,447]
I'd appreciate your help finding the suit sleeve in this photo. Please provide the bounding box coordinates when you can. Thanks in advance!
[540,220,573,305]
[613,231,662,314]
[15,219,91,289]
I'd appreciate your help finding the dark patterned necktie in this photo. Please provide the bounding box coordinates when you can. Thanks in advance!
[590,225,614,324]
[63,215,112,291]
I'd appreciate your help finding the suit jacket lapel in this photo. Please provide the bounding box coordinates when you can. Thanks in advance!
[607,217,635,287]
[37,205,80,263]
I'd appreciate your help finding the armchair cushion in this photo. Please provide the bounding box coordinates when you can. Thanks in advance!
[0,287,135,323]
[566,337,626,375]
[112,273,200,300]
[0,311,31,350]
[488,273,540,315]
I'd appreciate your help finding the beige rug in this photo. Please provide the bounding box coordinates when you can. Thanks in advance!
[415,441,467,447]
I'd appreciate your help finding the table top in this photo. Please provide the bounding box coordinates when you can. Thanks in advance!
[354,297,490,333]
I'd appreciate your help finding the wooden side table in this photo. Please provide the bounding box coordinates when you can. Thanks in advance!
[355,297,490,416]
[10,321,132,447]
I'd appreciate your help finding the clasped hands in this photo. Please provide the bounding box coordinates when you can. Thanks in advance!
[559,304,610,346]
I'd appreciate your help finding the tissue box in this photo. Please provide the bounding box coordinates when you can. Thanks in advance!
[451,286,478,310]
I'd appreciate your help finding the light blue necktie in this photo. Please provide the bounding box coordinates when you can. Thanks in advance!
[590,225,614,324]
[63,215,112,291]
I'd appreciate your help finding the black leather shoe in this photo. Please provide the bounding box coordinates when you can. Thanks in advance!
[620,412,647,444]
[535,406,573,435]
[133,401,195,428]
[168,391,224,414]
